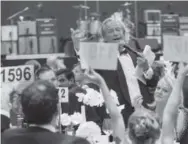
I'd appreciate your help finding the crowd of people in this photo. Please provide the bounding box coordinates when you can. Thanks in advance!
[1,15,188,144]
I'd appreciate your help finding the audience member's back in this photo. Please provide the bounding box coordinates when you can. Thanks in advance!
[2,80,89,144]
[2,127,88,144]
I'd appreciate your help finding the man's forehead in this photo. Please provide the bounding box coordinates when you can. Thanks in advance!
[104,20,122,30]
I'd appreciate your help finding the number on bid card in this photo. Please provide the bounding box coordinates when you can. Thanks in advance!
[57,87,69,103]
[1,65,34,83]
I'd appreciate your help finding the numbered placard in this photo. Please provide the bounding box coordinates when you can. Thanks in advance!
[57,87,69,103]
[1,65,34,112]
[1,65,34,83]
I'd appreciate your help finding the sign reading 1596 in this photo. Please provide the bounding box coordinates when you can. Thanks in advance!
[1,65,34,83]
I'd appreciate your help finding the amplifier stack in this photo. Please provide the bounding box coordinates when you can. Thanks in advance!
[1,18,58,56]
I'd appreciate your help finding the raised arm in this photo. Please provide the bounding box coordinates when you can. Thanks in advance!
[162,64,188,144]
[84,68,127,144]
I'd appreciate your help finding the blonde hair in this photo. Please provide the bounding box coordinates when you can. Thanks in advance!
[159,75,184,105]
[102,18,126,34]
[128,109,161,144]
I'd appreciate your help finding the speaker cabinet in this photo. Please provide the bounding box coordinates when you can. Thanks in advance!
[39,36,58,54]
[18,36,38,54]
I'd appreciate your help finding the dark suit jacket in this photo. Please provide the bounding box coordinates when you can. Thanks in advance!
[96,49,157,126]
[2,127,88,144]
[1,114,10,133]
[180,128,188,144]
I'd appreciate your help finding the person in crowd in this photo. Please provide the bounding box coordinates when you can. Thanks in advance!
[35,66,58,87]
[8,90,22,127]
[153,75,174,118]
[128,109,161,144]
[95,17,159,126]
[134,67,188,143]
[84,67,161,144]
[1,86,11,133]
[56,68,80,115]
[46,55,66,72]
[148,61,166,97]
[56,69,75,87]
[2,80,90,144]
[71,17,160,126]
[70,63,109,128]
[162,63,188,144]
[25,60,41,73]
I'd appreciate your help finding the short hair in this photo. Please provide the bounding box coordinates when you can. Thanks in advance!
[21,80,59,124]
[128,109,161,144]
[35,66,54,79]
[56,69,75,81]
[25,60,41,73]
[101,18,126,37]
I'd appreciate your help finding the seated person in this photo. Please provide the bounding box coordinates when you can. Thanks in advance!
[2,80,89,144]
[56,69,75,87]
[71,63,109,128]
[35,66,58,87]
[25,60,41,73]
[56,68,80,114]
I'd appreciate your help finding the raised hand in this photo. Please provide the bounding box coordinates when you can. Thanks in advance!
[177,63,188,77]
[84,67,104,86]
[70,28,88,53]
[136,54,149,72]
[132,95,144,109]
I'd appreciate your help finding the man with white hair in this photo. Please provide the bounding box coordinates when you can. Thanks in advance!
[71,17,159,125]
[97,17,159,126]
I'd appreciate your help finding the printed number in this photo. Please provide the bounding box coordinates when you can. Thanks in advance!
[1,69,5,82]
[59,88,65,98]
[16,68,22,81]
[24,67,31,80]
[1,67,32,83]
[8,68,15,82]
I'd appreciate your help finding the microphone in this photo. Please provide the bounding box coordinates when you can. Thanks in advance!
[122,44,143,57]
[24,7,29,11]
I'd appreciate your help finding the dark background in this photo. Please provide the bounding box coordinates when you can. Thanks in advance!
[1,1,188,39]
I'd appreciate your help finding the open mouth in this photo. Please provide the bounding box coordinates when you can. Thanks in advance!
[113,37,121,41]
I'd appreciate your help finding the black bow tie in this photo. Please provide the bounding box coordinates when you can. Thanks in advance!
[120,48,128,55]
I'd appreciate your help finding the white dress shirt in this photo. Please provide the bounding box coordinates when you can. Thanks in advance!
[118,54,142,105]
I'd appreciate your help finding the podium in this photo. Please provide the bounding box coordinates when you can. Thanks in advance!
[1,25,18,55]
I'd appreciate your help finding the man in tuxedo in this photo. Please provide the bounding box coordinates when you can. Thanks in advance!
[2,80,89,144]
[96,18,158,126]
